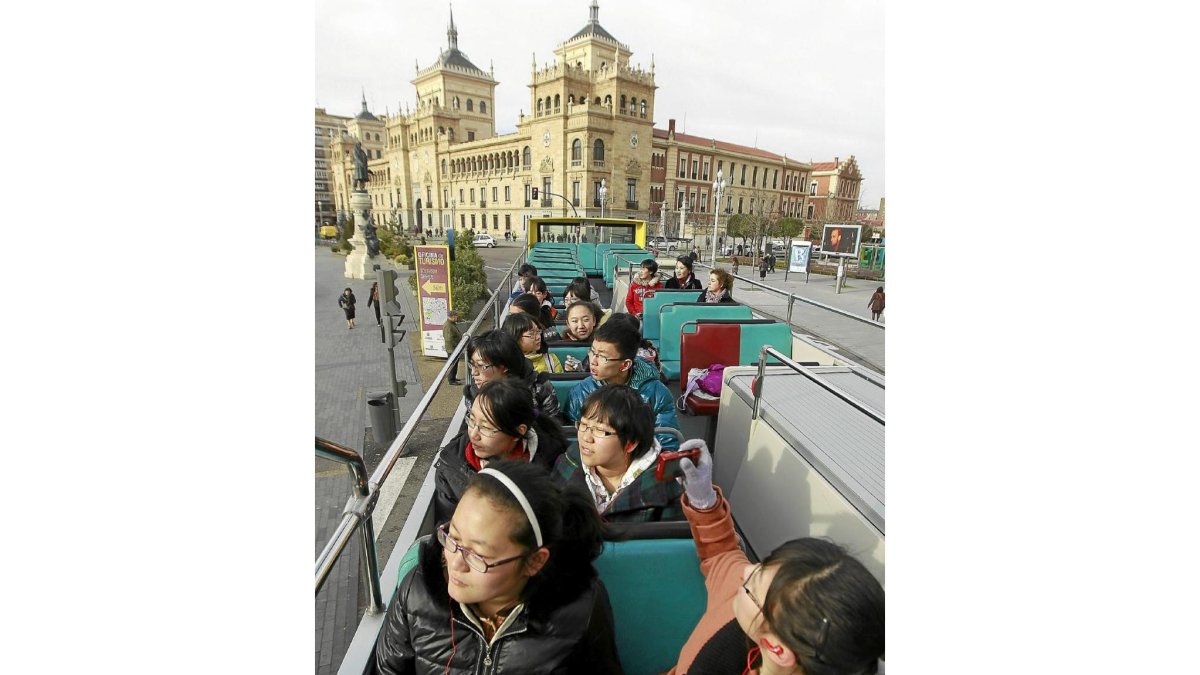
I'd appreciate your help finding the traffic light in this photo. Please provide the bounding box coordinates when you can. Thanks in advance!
[381,314,407,347]
[531,187,539,199]
[377,267,399,307]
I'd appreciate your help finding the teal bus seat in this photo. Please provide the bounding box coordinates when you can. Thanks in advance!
[547,372,589,404]
[657,304,753,381]
[737,322,794,365]
[594,534,708,675]
[640,290,702,342]
[548,342,592,365]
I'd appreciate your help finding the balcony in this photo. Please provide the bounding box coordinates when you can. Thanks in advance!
[571,159,582,168]
[480,200,487,208]
[541,198,554,207]
[625,200,639,210]
[593,160,605,169]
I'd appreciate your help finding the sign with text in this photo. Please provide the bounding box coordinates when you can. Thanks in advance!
[414,245,453,357]
[788,241,813,273]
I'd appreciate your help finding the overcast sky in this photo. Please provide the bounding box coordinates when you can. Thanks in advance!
[316,0,883,208]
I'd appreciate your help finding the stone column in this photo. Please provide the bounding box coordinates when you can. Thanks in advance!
[344,190,376,280]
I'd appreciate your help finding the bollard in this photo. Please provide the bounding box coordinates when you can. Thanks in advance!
[366,392,396,445]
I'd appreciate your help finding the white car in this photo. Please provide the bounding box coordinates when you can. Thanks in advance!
[472,234,497,248]
[649,237,679,251]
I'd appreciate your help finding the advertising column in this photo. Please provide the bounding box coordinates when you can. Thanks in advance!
[414,245,453,357]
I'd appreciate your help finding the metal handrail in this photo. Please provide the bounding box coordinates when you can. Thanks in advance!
[314,248,528,606]
[752,345,885,425]
[692,260,884,330]
[315,437,384,613]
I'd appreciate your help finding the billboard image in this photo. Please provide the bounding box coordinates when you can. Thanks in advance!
[820,224,862,257]
[414,245,453,357]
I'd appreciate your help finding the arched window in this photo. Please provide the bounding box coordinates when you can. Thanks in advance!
[640,100,647,117]
[594,97,601,105]
[604,95,611,107]
[453,96,460,109]
[466,99,474,112]
[545,96,552,111]
[438,126,444,136]
[523,146,531,167]
[567,94,575,105]
[571,139,582,161]
[593,139,605,162]
[553,94,560,110]
[448,129,455,142]
[620,95,626,112]
[441,159,447,175]
[374,133,380,141]
[537,99,543,115]
[479,100,486,114]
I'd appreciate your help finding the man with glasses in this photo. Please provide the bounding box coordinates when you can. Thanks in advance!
[564,318,681,450]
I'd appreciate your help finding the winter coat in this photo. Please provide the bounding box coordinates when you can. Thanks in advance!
[433,426,566,525]
[696,289,735,304]
[664,275,703,290]
[564,357,681,450]
[624,276,662,316]
[869,290,885,313]
[373,539,623,675]
[443,320,463,354]
[551,444,685,523]
[462,362,562,423]
[525,351,563,374]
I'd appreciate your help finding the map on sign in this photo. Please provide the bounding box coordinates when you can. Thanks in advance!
[414,245,453,357]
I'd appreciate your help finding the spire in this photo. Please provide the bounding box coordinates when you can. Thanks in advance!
[589,0,599,24]
[650,53,655,74]
[447,3,458,50]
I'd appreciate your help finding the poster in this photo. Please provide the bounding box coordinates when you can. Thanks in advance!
[788,242,812,273]
[820,224,862,257]
[414,245,453,357]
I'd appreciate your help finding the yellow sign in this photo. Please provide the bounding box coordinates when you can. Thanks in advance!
[422,281,446,294]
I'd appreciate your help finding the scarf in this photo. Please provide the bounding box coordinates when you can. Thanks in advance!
[464,438,528,471]
[581,440,662,513]
[705,288,731,303]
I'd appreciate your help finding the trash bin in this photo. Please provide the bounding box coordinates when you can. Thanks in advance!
[367,392,396,445]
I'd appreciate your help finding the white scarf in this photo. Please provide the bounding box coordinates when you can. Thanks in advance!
[581,439,663,514]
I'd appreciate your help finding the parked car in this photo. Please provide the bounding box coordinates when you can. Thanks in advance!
[473,234,497,248]
[649,236,679,252]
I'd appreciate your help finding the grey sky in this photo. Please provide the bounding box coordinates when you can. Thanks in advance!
[316,0,884,208]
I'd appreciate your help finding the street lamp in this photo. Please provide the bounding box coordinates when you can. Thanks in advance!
[661,201,670,242]
[711,169,726,265]
[599,179,607,218]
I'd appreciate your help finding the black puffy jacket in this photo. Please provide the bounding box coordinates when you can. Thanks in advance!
[461,361,562,422]
[373,542,623,675]
[432,427,566,525]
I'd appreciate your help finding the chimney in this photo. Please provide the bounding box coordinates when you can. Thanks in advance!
[668,118,675,139]
[834,156,839,166]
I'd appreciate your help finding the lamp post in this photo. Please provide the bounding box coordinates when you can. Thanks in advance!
[599,179,607,218]
[711,169,726,265]
[661,201,670,242]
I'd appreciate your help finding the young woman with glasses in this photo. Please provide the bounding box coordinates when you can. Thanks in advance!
[433,378,567,524]
[502,312,563,374]
[552,385,685,522]
[462,330,561,422]
[666,440,885,675]
[375,461,623,675]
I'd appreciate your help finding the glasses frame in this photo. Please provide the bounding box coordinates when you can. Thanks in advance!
[437,523,528,574]
[742,563,831,664]
[587,348,628,366]
[464,411,503,438]
[469,360,497,374]
[576,418,618,439]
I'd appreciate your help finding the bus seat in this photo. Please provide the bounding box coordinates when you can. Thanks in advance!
[547,372,589,405]
[594,536,708,675]
[658,304,753,381]
[640,290,701,342]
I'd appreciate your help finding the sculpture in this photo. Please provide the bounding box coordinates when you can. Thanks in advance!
[353,141,369,190]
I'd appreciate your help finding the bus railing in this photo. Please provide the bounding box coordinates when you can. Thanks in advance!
[752,345,885,425]
[314,248,528,609]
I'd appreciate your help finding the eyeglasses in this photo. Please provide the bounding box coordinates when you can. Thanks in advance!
[521,330,541,340]
[469,360,496,374]
[743,564,830,663]
[465,412,502,438]
[588,349,626,365]
[576,419,618,439]
[437,523,527,573]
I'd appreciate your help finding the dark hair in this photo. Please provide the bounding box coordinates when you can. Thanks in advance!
[565,277,593,302]
[580,385,655,460]
[640,258,659,274]
[674,256,694,273]
[528,276,550,296]
[566,300,601,324]
[593,316,641,361]
[876,286,884,293]
[709,268,734,291]
[502,312,547,355]
[466,330,526,377]
[343,287,353,293]
[464,460,603,614]
[474,379,566,448]
[509,293,543,320]
[518,263,538,277]
[760,539,885,675]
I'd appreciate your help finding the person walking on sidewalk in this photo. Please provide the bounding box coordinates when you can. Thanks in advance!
[731,256,739,276]
[444,309,464,385]
[758,256,768,281]
[869,286,885,321]
[338,287,357,329]
[367,281,382,326]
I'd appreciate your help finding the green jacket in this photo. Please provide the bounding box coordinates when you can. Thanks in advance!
[442,320,463,352]
[551,446,685,523]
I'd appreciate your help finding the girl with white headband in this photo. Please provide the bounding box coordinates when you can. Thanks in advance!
[374,460,622,675]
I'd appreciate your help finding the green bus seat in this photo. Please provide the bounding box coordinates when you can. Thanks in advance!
[657,304,753,381]
[640,290,702,342]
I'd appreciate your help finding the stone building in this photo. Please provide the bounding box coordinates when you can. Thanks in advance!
[805,156,863,223]
[323,2,858,246]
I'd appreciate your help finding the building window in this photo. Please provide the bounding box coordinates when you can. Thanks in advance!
[772,170,779,189]
[809,181,817,196]
[679,158,687,178]
[593,139,605,163]
[480,100,487,113]
[470,188,475,203]
[752,167,758,187]
[443,189,448,207]
[626,179,637,206]
[807,204,815,218]
[470,214,476,227]
[677,190,685,208]
[493,214,499,230]
[466,99,474,112]
[640,100,647,118]
[571,139,582,165]
[738,197,744,214]
[523,146,531,167]
[572,180,580,207]
[492,187,498,203]
[740,165,747,185]
[700,191,708,213]
[467,131,475,142]
[441,159,447,175]
[691,160,698,180]
[505,186,511,202]
[542,178,552,205]
[703,161,710,182]
[537,99,543,115]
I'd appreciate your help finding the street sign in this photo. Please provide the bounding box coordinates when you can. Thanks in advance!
[414,245,453,357]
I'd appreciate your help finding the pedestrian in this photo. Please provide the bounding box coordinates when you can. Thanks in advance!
[443,309,464,384]
[869,286,885,321]
[338,287,357,329]
[768,252,776,273]
[367,281,382,326]
[758,256,768,281]
[731,255,739,276]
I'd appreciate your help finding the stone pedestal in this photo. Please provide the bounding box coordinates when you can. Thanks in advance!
[345,190,377,280]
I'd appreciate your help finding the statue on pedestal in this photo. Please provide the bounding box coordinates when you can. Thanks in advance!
[365,221,380,257]
[353,141,369,191]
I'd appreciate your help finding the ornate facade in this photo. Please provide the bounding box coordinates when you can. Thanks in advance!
[321,2,859,245]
